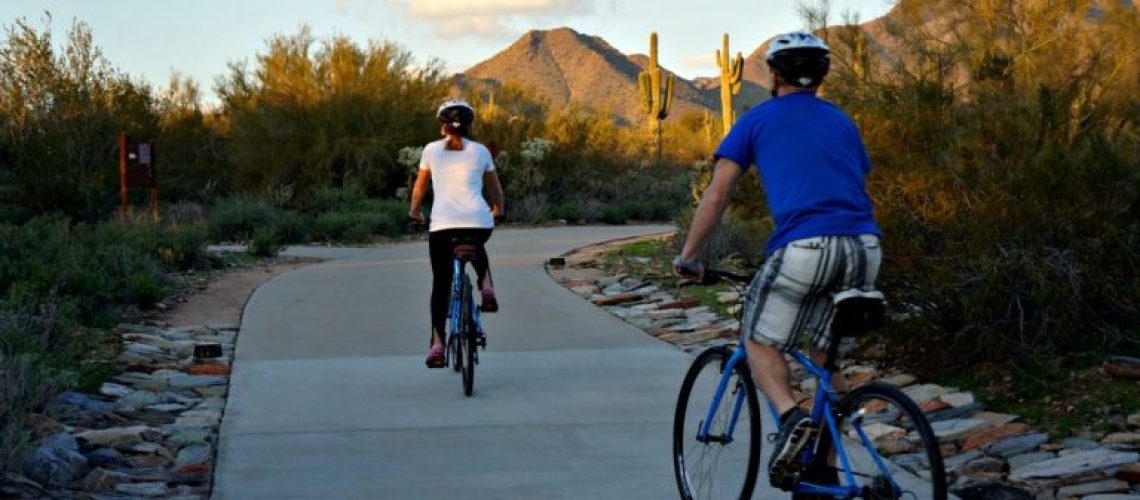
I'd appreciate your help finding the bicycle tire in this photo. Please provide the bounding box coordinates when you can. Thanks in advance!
[673,346,762,500]
[835,382,947,500]
[449,332,461,373]
[459,275,475,396]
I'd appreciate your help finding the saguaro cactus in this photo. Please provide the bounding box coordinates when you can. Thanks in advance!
[717,33,744,137]
[638,32,674,163]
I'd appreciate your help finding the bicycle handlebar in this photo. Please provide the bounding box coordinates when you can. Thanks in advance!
[702,269,753,285]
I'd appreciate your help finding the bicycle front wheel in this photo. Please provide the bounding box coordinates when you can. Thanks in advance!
[459,275,475,396]
[673,346,762,500]
[835,382,947,500]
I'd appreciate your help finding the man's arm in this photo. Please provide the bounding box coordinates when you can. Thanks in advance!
[408,168,431,221]
[678,158,746,264]
[484,171,504,218]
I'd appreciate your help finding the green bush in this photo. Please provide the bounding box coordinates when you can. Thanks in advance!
[672,207,772,268]
[248,226,283,257]
[0,352,76,474]
[548,202,583,223]
[598,205,628,225]
[299,186,371,214]
[208,195,281,242]
[273,211,314,244]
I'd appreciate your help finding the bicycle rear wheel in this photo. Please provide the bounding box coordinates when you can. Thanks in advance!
[833,382,947,500]
[673,346,762,500]
[459,275,475,396]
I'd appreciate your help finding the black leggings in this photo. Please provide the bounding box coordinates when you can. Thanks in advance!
[428,228,493,337]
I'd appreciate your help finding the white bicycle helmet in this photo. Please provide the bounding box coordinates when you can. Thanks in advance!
[436,98,476,127]
[765,32,831,88]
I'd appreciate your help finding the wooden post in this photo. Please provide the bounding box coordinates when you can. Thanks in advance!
[150,186,159,222]
[119,132,128,219]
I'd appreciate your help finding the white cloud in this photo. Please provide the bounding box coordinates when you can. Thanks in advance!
[387,0,597,39]
[435,17,504,38]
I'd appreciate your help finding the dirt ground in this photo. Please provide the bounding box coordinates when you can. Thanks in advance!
[162,257,320,327]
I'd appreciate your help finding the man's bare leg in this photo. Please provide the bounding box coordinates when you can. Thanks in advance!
[746,339,797,414]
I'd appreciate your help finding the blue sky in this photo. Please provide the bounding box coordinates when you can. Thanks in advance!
[3,0,896,98]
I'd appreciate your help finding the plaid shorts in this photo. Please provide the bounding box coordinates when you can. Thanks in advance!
[741,234,882,353]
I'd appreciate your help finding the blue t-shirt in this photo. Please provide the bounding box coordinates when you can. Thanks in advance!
[715,92,881,255]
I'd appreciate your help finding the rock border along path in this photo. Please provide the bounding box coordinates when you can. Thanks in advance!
[10,323,238,499]
[6,247,371,499]
[547,238,1140,500]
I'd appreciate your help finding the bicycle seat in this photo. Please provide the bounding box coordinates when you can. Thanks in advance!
[831,290,885,337]
[453,243,479,262]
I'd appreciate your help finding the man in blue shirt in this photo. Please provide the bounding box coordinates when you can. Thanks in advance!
[674,31,883,491]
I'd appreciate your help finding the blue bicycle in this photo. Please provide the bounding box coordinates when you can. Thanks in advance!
[672,270,946,499]
[445,236,487,397]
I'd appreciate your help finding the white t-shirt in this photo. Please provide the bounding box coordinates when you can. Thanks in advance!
[419,138,496,232]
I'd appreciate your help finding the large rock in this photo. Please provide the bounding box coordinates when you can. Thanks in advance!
[958,456,1008,481]
[944,450,985,473]
[590,292,642,306]
[924,418,991,442]
[939,391,976,407]
[75,425,161,447]
[1009,449,1139,481]
[902,384,954,404]
[1101,432,1140,446]
[1103,356,1140,380]
[98,383,133,398]
[1128,412,1140,428]
[21,433,88,487]
[926,402,987,425]
[50,392,114,415]
[168,374,227,389]
[174,444,212,468]
[82,467,131,492]
[851,423,907,443]
[953,483,1033,500]
[963,423,1031,451]
[1006,451,1057,470]
[880,373,917,387]
[988,432,1050,457]
[116,481,169,496]
[1055,479,1130,498]
[84,447,133,469]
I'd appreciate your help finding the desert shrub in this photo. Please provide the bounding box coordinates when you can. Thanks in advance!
[207,195,281,242]
[273,211,314,244]
[161,202,206,226]
[547,201,583,223]
[298,185,372,214]
[0,352,75,473]
[598,205,627,225]
[248,226,282,257]
[784,0,1140,374]
[672,207,773,268]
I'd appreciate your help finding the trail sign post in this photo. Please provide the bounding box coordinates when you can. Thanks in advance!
[119,132,158,221]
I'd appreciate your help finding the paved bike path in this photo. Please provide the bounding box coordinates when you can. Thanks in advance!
[214,225,716,499]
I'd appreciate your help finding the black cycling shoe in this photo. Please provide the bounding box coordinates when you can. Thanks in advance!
[768,407,818,491]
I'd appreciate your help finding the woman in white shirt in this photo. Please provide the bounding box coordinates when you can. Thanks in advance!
[408,98,505,368]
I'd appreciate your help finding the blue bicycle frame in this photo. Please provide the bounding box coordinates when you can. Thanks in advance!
[696,340,904,498]
[447,257,484,339]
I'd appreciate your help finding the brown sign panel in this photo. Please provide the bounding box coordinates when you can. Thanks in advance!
[124,142,156,188]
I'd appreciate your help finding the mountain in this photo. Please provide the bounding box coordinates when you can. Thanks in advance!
[461,28,727,125]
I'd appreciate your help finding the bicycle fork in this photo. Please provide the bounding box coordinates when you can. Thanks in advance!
[697,347,750,444]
